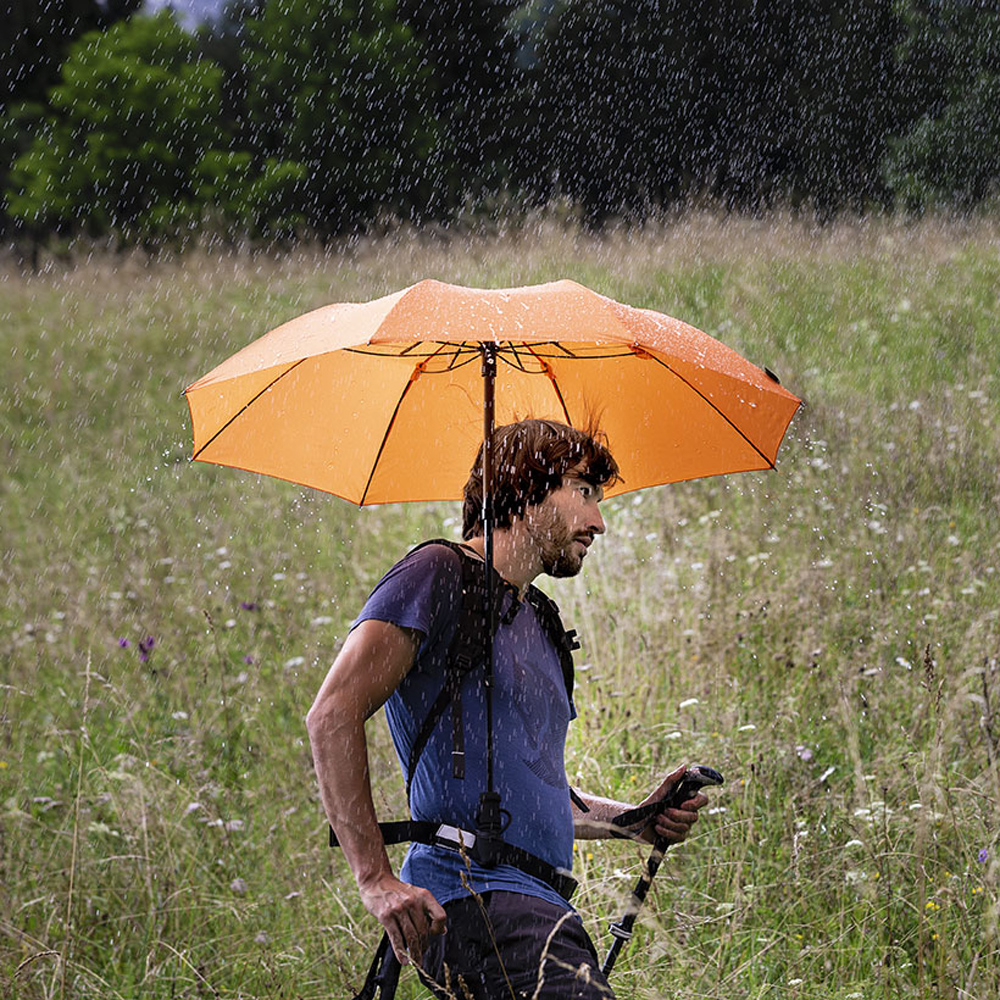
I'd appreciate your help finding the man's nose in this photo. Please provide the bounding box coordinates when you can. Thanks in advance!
[590,506,606,536]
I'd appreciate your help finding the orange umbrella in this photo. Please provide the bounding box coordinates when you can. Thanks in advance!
[185,278,800,504]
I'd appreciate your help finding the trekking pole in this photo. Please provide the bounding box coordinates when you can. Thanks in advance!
[601,764,724,978]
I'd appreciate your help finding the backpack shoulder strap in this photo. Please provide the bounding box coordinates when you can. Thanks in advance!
[524,584,579,701]
[403,539,508,801]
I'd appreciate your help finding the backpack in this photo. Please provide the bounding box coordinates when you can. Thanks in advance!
[329,538,586,865]
[400,538,579,800]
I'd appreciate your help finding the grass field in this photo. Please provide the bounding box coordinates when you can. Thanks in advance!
[2,214,999,999]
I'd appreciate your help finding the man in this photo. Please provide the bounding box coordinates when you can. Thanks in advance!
[307,419,709,999]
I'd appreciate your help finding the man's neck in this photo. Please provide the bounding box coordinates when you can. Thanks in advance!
[463,526,540,596]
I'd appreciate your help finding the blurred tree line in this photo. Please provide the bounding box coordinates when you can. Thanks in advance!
[3,0,1000,246]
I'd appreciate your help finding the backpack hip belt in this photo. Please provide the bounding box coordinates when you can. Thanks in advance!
[330,819,578,902]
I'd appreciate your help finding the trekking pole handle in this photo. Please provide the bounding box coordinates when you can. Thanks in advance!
[601,764,724,978]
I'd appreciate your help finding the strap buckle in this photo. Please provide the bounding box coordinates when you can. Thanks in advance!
[608,921,633,942]
[433,824,477,850]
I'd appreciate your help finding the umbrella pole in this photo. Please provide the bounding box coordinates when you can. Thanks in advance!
[475,343,504,864]
[481,343,496,791]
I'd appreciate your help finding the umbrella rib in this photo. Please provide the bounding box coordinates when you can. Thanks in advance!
[523,345,572,424]
[345,343,481,370]
[358,360,428,505]
[645,353,776,469]
[191,360,306,461]
[510,343,635,360]
[499,342,535,373]
[531,341,580,360]
[441,344,479,371]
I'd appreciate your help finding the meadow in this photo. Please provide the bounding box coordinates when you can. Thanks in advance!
[2,214,999,999]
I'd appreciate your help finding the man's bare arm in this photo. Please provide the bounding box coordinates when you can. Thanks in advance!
[306,619,446,965]
[570,764,709,844]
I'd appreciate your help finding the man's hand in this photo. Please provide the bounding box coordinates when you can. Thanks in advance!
[359,872,447,966]
[570,763,713,841]
[635,762,710,845]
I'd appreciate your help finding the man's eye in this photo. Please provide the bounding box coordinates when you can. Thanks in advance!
[577,484,592,499]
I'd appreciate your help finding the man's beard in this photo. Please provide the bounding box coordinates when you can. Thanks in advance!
[544,546,583,578]
[527,511,585,578]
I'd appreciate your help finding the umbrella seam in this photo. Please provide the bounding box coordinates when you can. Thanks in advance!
[190,360,306,461]
[644,353,776,469]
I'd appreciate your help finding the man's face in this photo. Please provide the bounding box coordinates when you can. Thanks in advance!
[525,466,606,578]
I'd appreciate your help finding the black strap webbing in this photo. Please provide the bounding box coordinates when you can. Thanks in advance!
[352,932,399,1000]
[402,541,500,798]
[524,584,580,697]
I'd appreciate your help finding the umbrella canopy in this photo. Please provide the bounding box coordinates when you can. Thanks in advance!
[185,278,801,504]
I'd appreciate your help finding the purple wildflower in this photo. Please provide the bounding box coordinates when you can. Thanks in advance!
[241,601,259,612]
[118,637,130,648]
[978,848,989,864]
[138,636,156,662]
[244,655,254,665]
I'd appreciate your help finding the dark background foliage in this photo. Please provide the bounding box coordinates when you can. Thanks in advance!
[4,0,1000,246]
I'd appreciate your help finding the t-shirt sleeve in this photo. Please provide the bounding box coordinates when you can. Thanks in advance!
[352,543,463,646]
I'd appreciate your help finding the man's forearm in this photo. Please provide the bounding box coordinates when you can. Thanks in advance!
[305,621,446,965]
[571,790,634,840]
[307,704,393,888]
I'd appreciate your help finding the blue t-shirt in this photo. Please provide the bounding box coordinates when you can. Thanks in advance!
[354,542,577,910]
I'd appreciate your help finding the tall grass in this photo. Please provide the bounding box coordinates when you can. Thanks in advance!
[2,214,998,998]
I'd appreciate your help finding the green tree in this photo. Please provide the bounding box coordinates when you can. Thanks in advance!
[517,0,796,219]
[240,0,438,234]
[6,10,299,241]
[196,0,264,147]
[885,1,1000,209]
[5,1,142,110]
[519,0,907,221]
[395,0,525,213]
[784,0,907,216]
[2,0,142,233]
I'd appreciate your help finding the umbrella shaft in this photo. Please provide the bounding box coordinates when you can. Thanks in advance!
[480,344,497,793]
[481,345,496,581]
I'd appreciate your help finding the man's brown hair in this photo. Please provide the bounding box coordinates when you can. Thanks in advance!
[462,419,620,540]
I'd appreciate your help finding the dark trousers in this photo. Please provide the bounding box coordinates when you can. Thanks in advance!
[417,891,616,1000]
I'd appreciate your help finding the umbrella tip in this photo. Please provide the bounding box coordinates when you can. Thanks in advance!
[764,366,781,384]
